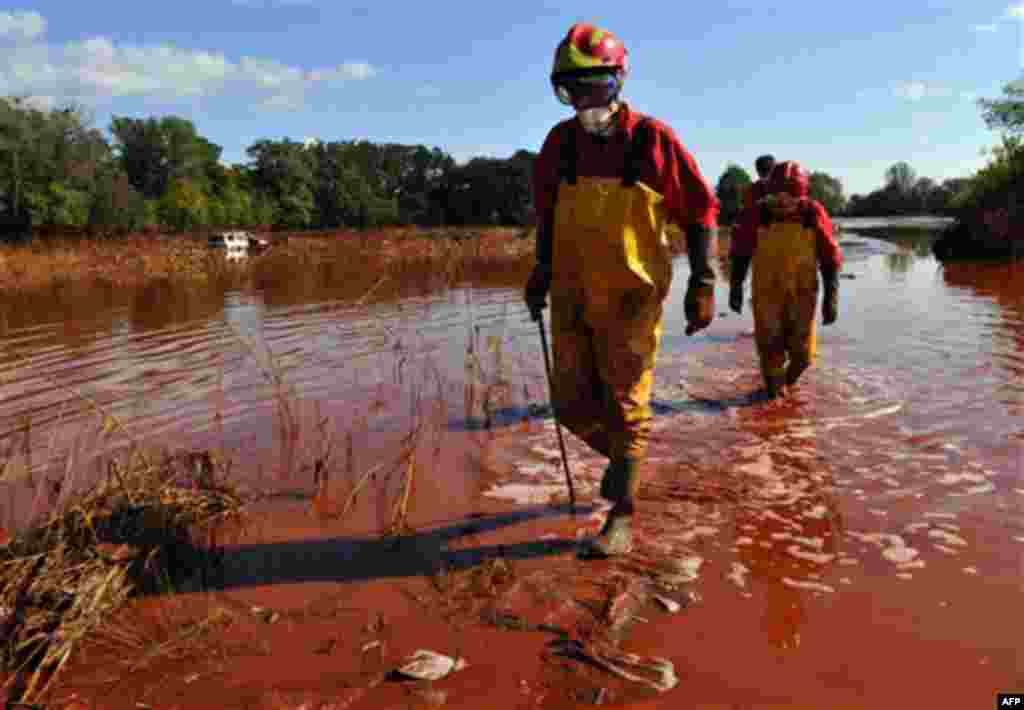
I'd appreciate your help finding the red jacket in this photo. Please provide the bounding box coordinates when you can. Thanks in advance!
[532,103,719,265]
[732,198,842,271]
[745,179,769,209]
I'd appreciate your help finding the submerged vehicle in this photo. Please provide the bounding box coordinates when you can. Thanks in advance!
[207,230,271,254]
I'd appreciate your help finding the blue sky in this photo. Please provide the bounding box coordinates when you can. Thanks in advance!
[1,1,1023,196]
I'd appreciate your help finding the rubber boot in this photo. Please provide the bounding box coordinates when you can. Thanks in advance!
[785,359,809,389]
[587,501,635,558]
[598,457,638,504]
[764,373,787,400]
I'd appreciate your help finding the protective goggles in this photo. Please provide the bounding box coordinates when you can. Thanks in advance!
[552,72,622,108]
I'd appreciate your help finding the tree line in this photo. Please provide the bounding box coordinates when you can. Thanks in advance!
[714,77,1024,224]
[2,80,1020,239]
[713,160,970,225]
[0,97,536,239]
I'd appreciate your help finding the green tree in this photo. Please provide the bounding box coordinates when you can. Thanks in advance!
[978,78,1024,134]
[808,171,847,215]
[90,170,147,232]
[950,135,1024,213]
[110,116,221,200]
[715,164,752,225]
[0,98,113,236]
[884,162,917,196]
[245,139,316,228]
[159,177,209,232]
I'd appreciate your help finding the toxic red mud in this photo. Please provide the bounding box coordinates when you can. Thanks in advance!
[2,223,1023,708]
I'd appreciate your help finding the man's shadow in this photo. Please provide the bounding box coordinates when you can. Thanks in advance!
[206,503,593,592]
[448,395,759,432]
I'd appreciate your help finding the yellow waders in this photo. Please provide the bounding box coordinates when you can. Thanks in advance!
[751,220,819,386]
[548,123,671,476]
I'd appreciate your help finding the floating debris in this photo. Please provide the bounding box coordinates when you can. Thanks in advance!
[726,562,749,589]
[881,546,919,564]
[781,578,835,594]
[786,545,836,565]
[547,639,678,692]
[896,573,913,581]
[937,473,986,486]
[395,650,467,681]
[946,482,996,497]
[653,594,682,614]
[484,483,566,505]
[963,567,979,576]
[927,529,968,547]
[651,555,705,589]
[802,504,830,520]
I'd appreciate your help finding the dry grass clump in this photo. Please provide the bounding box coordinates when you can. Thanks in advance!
[0,448,247,703]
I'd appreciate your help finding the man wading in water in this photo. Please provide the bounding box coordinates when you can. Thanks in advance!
[728,160,843,399]
[525,22,720,557]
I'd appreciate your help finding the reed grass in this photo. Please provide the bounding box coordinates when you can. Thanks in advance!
[0,447,246,703]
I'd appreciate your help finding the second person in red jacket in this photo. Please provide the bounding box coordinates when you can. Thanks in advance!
[728,160,843,399]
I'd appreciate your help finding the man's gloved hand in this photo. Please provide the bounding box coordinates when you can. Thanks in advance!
[821,265,839,325]
[684,223,717,335]
[729,284,743,314]
[728,255,751,315]
[524,263,552,321]
[685,281,715,335]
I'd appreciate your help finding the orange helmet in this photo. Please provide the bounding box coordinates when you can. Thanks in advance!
[551,23,629,79]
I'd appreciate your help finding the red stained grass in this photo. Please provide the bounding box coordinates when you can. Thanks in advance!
[0,227,537,296]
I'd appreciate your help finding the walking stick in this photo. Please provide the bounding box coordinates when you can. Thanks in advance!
[537,311,576,509]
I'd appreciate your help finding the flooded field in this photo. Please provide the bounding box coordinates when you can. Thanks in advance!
[1,222,1021,708]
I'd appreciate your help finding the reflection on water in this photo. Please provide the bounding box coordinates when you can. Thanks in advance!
[1,223,1022,703]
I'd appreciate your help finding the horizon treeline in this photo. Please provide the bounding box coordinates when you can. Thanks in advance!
[0,94,1010,239]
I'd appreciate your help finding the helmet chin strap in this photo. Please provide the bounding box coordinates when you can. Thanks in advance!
[577,101,620,136]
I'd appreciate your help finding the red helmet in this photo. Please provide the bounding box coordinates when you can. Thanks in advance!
[767,161,809,199]
[551,23,629,82]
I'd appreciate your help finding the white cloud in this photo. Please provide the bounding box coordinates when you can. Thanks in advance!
[972,23,999,32]
[306,62,375,83]
[1006,3,1024,18]
[0,13,377,110]
[892,81,954,102]
[0,11,45,41]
